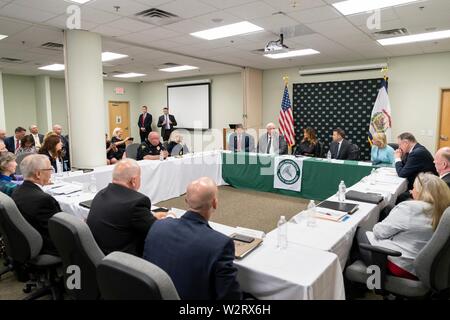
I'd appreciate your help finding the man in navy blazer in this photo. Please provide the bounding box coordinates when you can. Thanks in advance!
[4,127,26,153]
[143,177,242,300]
[138,106,153,142]
[395,132,437,190]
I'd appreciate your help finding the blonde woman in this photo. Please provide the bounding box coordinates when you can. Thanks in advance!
[357,173,450,279]
[167,131,189,156]
[371,132,394,164]
[111,127,131,160]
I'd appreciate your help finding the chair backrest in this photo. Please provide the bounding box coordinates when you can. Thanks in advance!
[316,141,324,158]
[415,207,450,293]
[125,143,140,160]
[97,251,180,300]
[0,192,42,263]
[349,144,360,160]
[388,143,399,150]
[15,152,34,175]
[48,212,104,300]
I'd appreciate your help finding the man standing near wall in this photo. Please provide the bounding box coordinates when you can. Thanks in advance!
[138,106,152,143]
[157,107,177,142]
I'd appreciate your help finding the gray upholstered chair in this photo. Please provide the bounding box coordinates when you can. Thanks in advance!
[97,251,180,300]
[0,192,62,300]
[125,143,140,160]
[48,212,104,300]
[345,207,450,299]
[14,152,34,175]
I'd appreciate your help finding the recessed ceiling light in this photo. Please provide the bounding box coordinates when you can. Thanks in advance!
[333,0,421,15]
[113,73,146,78]
[66,0,92,4]
[190,21,263,40]
[38,64,65,71]
[264,49,320,59]
[102,52,128,62]
[159,65,199,72]
[377,29,450,45]
[0,35,8,41]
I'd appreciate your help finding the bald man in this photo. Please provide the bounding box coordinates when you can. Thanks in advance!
[136,131,168,160]
[87,159,166,256]
[143,177,242,300]
[434,147,450,188]
[257,122,288,155]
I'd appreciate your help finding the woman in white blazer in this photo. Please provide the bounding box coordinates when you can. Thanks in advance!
[357,173,450,279]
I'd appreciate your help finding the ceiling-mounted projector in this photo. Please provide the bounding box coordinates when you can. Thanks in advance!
[264,34,289,53]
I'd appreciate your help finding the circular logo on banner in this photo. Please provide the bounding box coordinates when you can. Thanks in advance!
[277,159,301,185]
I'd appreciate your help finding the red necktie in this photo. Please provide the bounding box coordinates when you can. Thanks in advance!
[237,135,241,151]
[141,113,145,126]
[15,139,19,151]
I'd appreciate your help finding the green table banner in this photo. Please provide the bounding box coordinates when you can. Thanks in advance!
[222,153,377,201]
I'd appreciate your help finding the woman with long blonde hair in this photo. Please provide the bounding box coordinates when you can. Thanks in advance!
[357,173,450,280]
[371,132,394,164]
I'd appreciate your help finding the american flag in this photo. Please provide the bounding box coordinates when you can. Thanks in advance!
[279,85,295,146]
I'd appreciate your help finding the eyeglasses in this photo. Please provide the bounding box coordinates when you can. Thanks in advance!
[39,168,53,171]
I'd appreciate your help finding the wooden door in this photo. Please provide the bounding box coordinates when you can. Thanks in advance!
[108,101,130,139]
[438,90,450,149]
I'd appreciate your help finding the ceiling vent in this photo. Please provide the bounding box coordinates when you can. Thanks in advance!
[373,28,408,37]
[134,8,181,26]
[41,42,64,51]
[0,57,25,64]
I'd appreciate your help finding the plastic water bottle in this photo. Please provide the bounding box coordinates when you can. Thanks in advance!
[277,216,288,250]
[370,168,377,185]
[88,174,97,193]
[160,152,164,161]
[306,200,317,227]
[327,150,332,160]
[338,180,346,202]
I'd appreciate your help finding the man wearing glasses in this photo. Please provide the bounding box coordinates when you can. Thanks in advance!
[11,154,61,255]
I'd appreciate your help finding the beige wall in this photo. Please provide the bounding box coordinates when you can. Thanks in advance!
[2,74,37,134]
[263,52,450,153]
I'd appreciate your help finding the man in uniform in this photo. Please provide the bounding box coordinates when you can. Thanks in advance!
[137,132,168,161]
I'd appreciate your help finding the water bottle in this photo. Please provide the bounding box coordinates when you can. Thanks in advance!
[88,174,97,193]
[338,180,346,202]
[306,200,317,227]
[370,168,377,185]
[160,152,164,161]
[277,216,288,250]
[327,150,331,160]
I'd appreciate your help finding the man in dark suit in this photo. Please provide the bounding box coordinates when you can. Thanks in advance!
[434,147,450,188]
[228,124,254,152]
[143,177,242,300]
[157,107,177,142]
[257,122,288,155]
[11,154,61,255]
[329,128,353,160]
[87,159,166,256]
[138,106,153,142]
[395,132,438,191]
[29,125,44,150]
[4,127,26,153]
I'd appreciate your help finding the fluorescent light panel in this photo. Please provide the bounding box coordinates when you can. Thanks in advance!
[38,64,65,71]
[378,29,450,45]
[190,21,263,40]
[159,65,199,72]
[102,52,128,62]
[113,73,146,78]
[0,34,8,41]
[264,49,320,59]
[333,0,421,15]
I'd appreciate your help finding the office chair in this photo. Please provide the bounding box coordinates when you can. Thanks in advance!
[48,212,104,300]
[124,143,140,160]
[97,251,180,300]
[388,143,399,150]
[345,207,450,299]
[0,193,62,300]
[315,141,324,158]
[349,144,360,161]
[14,152,34,175]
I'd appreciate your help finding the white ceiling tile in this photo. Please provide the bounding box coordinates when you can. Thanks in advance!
[101,17,155,33]
[86,0,149,17]
[0,17,32,36]
[13,0,68,15]
[164,19,208,33]
[306,17,364,36]
[224,1,277,20]
[0,2,57,23]
[77,7,121,24]
[157,0,217,19]
[250,13,299,33]
[198,0,255,10]
[44,14,99,30]
[91,25,131,37]
[3,26,63,48]
[191,10,241,28]
[288,5,341,24]
[134,0,174,7]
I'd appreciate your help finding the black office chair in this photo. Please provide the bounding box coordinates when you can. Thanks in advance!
[349,144,360,161]
[49,212,104,300]
[0,235,13,279]
[345,207,450,299]
[97,251,180,300]
[388,143,399,150]
[315,141,324,158]
[0,192,62,300]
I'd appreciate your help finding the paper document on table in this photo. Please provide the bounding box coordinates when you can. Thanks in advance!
[358,161,373,166]
[235,226,265,239]
[314,208,347,222]
[330,159,345,164]
[50,184,82,195]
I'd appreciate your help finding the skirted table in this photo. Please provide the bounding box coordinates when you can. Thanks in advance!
[222,152,381,201]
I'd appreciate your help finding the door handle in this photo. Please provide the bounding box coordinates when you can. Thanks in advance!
[440,135,449,141]
[125,127,129,130]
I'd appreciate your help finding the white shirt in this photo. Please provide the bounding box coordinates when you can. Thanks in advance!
[336,140,343,157]
[165,115,170,129]
[32,134,41,148]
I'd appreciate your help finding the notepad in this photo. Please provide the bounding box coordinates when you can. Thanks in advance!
[317,200,359,214]
[230,233,263,259]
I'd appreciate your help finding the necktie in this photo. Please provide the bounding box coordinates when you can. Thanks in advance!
[237,135,241,151]
[15,139,19,151]
[141,113,145,126]
[266,136,271,154]
[336,142,341,158]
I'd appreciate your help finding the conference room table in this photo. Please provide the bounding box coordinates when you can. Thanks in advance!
[221,152,379,201]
